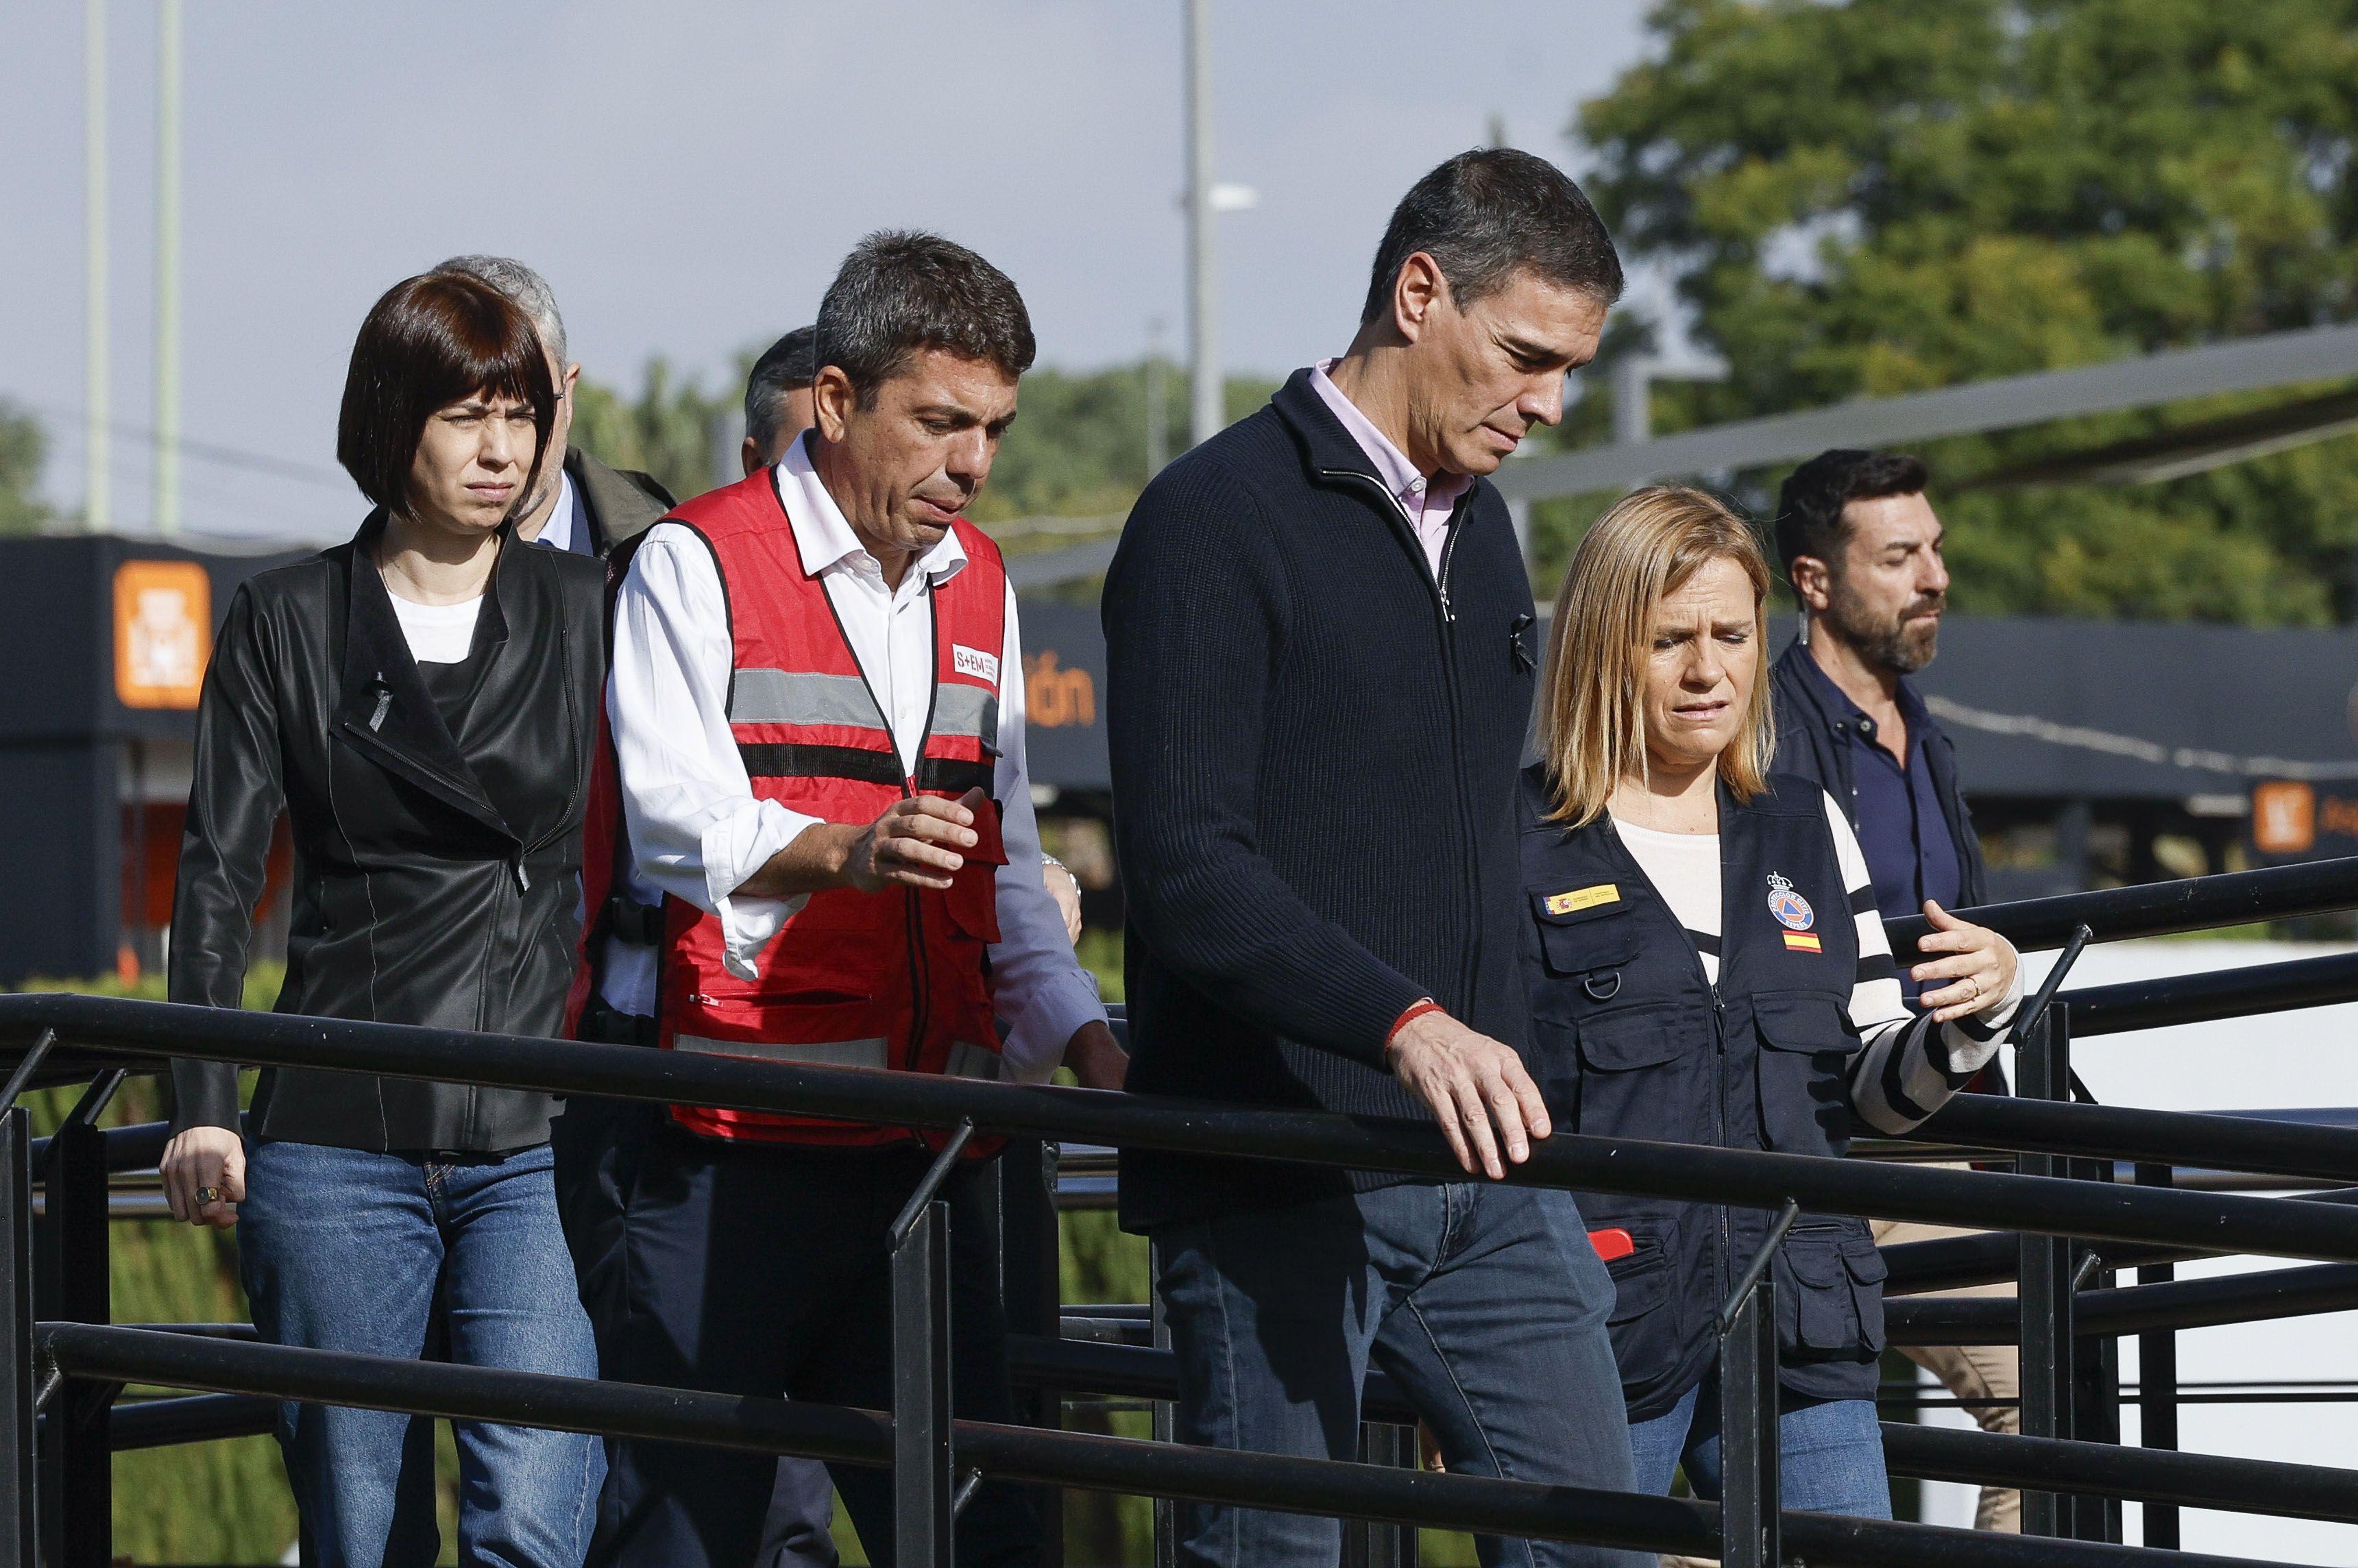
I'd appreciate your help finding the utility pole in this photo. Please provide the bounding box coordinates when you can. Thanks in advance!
[153,0,183,532]
[84,0,108,532]
[1183,0,1219,448]
[1145,316,1169,477]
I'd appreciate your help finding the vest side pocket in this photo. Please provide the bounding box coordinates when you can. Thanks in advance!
[1774,1223,1888,1362]
[1751,990,1856,1156]
[1601,1215,1686,1406]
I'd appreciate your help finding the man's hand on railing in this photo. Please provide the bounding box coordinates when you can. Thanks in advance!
[1063,1020,1128,1090]
[159,1126,245,1229]
[1383,1007,1551,1180]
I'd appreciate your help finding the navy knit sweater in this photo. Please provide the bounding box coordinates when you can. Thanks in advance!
[1104,368,1540,1231]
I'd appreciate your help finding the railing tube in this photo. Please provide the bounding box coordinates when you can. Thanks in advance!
[0,1110,33,1568]
[1886,855,2358,959]
[44,1321,2316,1568]
[890,1121,971,1568]
[1720,1201,1797,1568]
[38,1073,118,1568]
[2019,1007,2074,1539]
[2135,1163,2180,1551]
[22,994,2358,1263]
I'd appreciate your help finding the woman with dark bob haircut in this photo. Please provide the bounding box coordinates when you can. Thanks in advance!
[159,271,608,1567]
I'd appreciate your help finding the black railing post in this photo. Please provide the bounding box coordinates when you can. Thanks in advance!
[2019,1004,2076,1538]
[0,1107,35,1568]
[1720,1199,1797,1568]
[2135,1160,2181,1550]
[1150,1238,1176,1568]
[1002,1139,1065,1568]
[891,1121,973,1568]
[38,1073,119,1568]
[1347,1424,1416,1568]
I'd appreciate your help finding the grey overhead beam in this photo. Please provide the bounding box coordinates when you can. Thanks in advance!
[1958,387,2358,490]
[1004,536,1124,591]
[1494,319,2358,502]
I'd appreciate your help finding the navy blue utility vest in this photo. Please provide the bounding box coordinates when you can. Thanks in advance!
[1517,765,1890,1419]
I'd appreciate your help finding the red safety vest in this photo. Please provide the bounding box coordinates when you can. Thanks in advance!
[568,470,1010,1145]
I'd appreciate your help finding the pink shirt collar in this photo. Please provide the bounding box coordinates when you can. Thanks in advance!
[1308,360,1471,576]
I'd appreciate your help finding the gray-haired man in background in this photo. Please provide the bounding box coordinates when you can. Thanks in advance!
[433,255,674,555]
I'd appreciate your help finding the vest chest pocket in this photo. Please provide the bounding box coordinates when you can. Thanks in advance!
[1751,992,1857,1155]
[1775,1225,1888,1361]
[1566,1003,1711,1140]
[1530,890,1642,983]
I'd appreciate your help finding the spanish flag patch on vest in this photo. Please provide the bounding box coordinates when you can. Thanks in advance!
[1544,884,1619,916]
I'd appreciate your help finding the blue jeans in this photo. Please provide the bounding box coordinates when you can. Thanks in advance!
[1155,1181,1646,1568]
[1627,1371,1891,1519]
[239,1140,605,1568]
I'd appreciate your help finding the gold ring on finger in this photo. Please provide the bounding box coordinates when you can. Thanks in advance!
[194,1186,221,1205]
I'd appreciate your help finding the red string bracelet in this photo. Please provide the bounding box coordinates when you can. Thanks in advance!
[1387,999,1446,1042]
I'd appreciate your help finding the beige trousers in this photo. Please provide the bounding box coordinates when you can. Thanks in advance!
[1871,1216,2021,1534]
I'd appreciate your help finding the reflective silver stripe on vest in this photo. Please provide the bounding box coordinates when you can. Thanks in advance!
[729,669,887,731]
[944,1042,1004,1081]
[932,685,999,752]
[673,1035,888,1070]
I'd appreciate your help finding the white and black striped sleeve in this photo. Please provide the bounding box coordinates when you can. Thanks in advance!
[1821,792,2020,1135]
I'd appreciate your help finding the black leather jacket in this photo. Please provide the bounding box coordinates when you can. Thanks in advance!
[167,513,606,1151]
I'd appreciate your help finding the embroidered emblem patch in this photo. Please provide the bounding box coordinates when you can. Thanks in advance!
[1782,932,1823,953]
[1544,883,1619,916]
[1765,872,1814,932]
[952,644,999,683]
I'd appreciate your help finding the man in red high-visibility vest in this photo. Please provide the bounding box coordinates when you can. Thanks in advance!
[566,231,1123,1568]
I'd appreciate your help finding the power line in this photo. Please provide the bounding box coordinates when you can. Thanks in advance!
[1923,694,2358,782]
[12,399,351,489]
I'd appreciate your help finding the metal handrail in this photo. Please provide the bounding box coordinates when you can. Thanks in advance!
[8,992,2358,1260]
[1909,1096,2358,1184]
[2065,949,2358,1037]
[1886,855,2358,959]
[38,1323,2298,1568]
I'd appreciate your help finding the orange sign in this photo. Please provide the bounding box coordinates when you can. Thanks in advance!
[2252,781,2317,855]
[1024,650,1097,728]
[112,560,211,709]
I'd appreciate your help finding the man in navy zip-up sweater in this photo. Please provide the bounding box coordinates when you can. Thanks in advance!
[1105,149,1646,1568]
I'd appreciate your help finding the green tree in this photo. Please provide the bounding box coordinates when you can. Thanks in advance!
[970,363,1275,524]
[0,400,50,534]
[576,352,1280,530]
[1568,0,2358,622]
[572,358,733,506]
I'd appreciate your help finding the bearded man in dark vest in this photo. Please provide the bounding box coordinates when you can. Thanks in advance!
[567,232,1123,1568]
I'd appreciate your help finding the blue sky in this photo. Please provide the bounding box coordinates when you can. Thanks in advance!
[1,1,1652,537]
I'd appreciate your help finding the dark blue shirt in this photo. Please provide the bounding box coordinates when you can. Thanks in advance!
[1795,654,1960,1000]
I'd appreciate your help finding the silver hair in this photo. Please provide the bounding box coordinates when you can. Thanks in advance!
[433,254,568,367]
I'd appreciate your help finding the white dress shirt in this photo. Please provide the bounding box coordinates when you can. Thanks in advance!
[599,430,1105,1082]
[530,468,579,554]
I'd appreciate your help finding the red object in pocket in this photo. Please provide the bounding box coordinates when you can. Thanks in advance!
[1588,1228,1634,1263]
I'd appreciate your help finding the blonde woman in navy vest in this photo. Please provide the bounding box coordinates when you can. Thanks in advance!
[1519,487,2021,1519]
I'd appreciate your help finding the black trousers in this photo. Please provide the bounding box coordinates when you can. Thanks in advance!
[556,1102,1036,1568]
